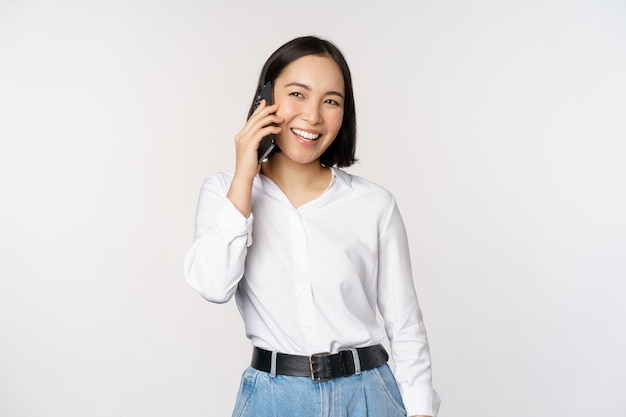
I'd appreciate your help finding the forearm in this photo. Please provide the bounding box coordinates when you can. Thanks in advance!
[184,226,249,303]
[226,174,255,218]
[378,200,440,416]
[185,175,253,303]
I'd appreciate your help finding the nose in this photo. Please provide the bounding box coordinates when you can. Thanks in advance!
[302,102,323,125]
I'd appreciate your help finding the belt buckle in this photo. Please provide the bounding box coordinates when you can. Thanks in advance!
[309,352,331,382]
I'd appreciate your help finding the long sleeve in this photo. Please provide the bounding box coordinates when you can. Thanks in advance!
[183,174,253,304]
[376,199,441,417]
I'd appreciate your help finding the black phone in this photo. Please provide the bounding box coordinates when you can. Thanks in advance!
[253,82,277,163]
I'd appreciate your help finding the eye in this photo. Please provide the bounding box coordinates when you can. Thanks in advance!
[289,91,304,98]
[325,99,342,106]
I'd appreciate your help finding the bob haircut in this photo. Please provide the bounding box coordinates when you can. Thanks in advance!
[247,36,357,168]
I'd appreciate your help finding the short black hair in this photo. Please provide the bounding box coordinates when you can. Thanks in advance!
[247,36,357,168]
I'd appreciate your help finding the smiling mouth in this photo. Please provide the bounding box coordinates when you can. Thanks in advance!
[291,128,320,141]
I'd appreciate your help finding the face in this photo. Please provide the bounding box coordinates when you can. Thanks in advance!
[272,55,345,165]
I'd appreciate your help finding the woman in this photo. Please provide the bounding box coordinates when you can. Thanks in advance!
[184,35,440,417]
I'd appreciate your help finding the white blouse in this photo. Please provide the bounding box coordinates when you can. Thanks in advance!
[184,167,440,416]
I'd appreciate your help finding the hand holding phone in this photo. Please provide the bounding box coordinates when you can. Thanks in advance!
[252,82,277,163]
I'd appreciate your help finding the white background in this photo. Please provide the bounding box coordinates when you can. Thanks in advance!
[1,1,625,416]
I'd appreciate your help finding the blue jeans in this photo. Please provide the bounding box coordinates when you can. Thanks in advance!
[232,364,407,417]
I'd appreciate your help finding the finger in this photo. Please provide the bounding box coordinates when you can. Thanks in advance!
[238,113,282,145]
[238,103,280,140]
[253,125,282,145]
[235,123,281,155]
[250,102,279,121]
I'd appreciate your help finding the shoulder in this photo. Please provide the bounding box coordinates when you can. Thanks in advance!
[332,167,397,207]
[204,171,234,181]
[333,168,395,201]
[198,172,235,194]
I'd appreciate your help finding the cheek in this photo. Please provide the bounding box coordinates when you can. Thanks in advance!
[328,110,344,132]
[275,101,297,120]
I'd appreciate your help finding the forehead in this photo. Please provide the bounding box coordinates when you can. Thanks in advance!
[277,55,344,92]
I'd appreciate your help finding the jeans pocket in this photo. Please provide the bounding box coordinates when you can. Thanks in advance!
[232,367,260,417]
[372,365,407,416]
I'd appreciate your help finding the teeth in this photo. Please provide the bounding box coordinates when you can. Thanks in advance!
[292,128,320,140]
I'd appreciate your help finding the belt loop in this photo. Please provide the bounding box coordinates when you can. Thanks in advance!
[270,351,278,378]
[349,348,361,375]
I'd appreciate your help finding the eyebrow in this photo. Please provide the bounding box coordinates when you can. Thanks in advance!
[284,82,345,100]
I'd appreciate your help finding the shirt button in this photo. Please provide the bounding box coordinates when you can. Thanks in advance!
[299,285,307,293]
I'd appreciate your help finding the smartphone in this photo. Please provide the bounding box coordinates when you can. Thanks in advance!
[253,82,277,163]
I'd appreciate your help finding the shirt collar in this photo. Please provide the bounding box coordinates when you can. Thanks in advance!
[330,167,353,190]
[255,166,353,192]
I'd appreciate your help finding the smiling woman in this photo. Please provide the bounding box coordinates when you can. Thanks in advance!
[268,55,345,168]
[183,36,440,417]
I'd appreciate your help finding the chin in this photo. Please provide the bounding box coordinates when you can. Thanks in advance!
[276,147,319,165]
[290,155,321,165]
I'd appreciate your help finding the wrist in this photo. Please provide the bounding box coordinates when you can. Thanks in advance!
[232,171,257,184]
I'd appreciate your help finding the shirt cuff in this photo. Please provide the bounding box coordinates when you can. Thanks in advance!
[215,199,254,247]
[402,386,441,417]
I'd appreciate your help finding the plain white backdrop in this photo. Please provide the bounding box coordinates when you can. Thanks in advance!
[1,1,625,416]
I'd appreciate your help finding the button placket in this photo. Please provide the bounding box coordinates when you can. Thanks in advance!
[289,211,319,347]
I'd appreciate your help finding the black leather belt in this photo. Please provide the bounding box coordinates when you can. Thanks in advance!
[251,344,389,382]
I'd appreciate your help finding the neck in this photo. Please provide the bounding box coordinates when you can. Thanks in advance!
[260,154,330,188]
[259,155,333,210]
